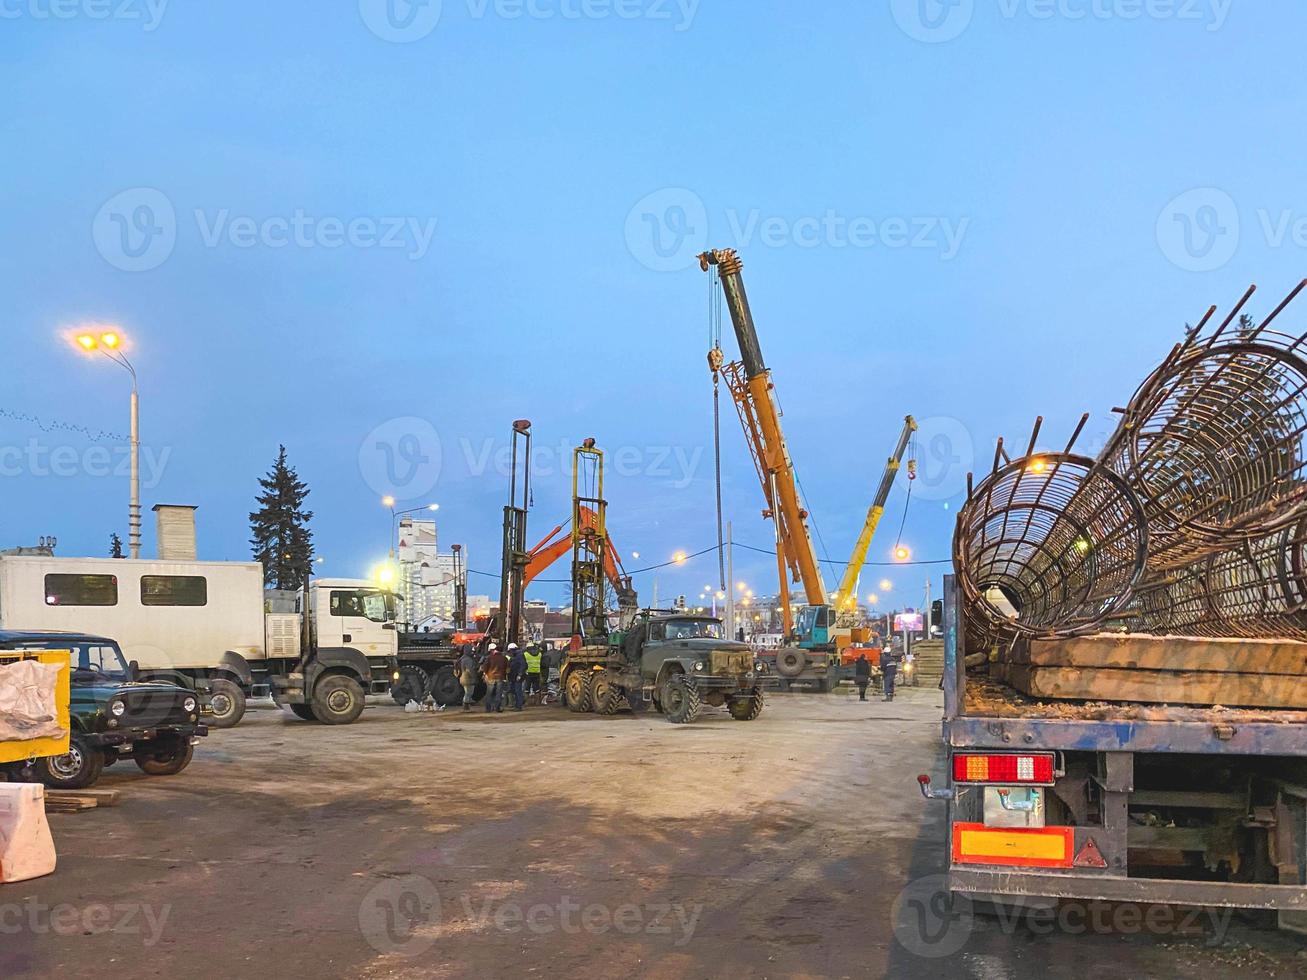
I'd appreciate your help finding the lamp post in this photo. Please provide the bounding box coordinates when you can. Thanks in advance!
[75,330,139,559]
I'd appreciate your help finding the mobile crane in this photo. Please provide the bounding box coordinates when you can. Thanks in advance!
[701,248,916,689]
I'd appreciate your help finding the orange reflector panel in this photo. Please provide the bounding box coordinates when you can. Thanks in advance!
[952,823,1074,869]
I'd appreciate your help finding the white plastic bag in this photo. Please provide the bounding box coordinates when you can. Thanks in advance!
[0,660,65,743]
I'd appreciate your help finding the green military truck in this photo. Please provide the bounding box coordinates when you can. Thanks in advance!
[561,611,766,724]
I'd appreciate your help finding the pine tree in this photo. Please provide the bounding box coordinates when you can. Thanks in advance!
[109,533,124,559]
[249,445,315,589]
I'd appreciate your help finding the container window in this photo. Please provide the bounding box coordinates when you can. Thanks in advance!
[140,575,208,607]
[44,574,119,607]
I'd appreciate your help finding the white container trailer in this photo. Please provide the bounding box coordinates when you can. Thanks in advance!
[0,556,397,728]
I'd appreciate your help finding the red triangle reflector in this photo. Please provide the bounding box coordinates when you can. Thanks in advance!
[1074,837,1108,868]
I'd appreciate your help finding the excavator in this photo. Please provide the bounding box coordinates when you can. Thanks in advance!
[701,248,916,690]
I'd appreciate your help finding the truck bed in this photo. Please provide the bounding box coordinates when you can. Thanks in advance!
[951,675,1307,755]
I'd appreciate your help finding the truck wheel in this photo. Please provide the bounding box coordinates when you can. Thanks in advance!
[661,674,701,724]
[591,671,624,715]
[133,735,195,776]
[431,666,464,707]
[564,669,592,713]
[206,678,247,729]
[391,666,430,705]
[288,703,317,722]
[311,676,366,725]
[729,688,765,721]
[775,649,807,679]
[37,733,105,790]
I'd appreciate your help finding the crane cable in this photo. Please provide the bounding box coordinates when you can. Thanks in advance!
[709,267,727,593]
[893,431,920,555]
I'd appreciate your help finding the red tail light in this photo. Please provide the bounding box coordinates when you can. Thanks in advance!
[952,753,1055,785]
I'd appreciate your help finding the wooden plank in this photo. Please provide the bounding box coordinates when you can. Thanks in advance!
[1003,664,1307,709]
[44,798,98,813]
[1025,635,1307,676]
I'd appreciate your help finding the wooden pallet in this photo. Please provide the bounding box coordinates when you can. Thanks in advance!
[43,788,120,813]
[996,634,1307,708]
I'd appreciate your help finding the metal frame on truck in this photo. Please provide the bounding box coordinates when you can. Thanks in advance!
[921,575,1307,916]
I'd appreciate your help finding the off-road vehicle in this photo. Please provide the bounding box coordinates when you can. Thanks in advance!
[0,630,208,789]
[561,611,765,723]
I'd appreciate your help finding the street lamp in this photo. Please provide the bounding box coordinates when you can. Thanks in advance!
[383,499,439,557]
[74,329,140,559]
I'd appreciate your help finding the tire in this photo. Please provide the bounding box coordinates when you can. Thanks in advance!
[36,732,104,790]
[311,675,366,725]
[133,735,194,776]
[728,688,765,721]
[431,666,464,707]
[288,703,317,722]
[661,674,701,724]
[775,648,807,679]
[391,666,430,705]
[206,678,247,729]
[591,671,624,715]
[564,669,593,713]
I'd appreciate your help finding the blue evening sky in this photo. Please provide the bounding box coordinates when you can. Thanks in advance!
[1,0,1297,612]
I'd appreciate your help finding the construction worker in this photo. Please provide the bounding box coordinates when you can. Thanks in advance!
[508,643,528,711]
[457,646,480,711]
[880,644,903,702]
[523,644,543,705]
[484,644,508,713]
[854,653,872,701]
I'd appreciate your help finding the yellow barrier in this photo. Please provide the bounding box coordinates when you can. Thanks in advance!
[0,650,72,766]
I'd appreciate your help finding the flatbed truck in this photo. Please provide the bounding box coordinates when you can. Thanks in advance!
[919,575,1307,924]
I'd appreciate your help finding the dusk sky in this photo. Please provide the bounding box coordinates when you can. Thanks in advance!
[2,0,1298,611]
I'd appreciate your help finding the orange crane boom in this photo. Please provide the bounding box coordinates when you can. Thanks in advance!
[523,506,636,606]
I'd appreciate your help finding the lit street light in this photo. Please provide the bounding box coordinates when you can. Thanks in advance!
[880,579,893,592]
[73,328,140,558]
[383,499,440,558]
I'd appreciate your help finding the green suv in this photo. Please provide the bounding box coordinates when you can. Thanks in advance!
[0,630,209,790]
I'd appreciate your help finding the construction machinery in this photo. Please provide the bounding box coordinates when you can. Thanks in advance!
[701,248,916,689]
[558,440,764,723]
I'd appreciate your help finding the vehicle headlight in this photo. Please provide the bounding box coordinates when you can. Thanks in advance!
[693,662,705,672]
[183,696,198,713]
[393,671,401,681]
[755,661,764,672]
[110,699,127,717]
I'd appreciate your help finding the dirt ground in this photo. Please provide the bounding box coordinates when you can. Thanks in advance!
[5,688,1307,978]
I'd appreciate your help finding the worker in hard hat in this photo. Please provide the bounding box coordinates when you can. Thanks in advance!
[483,644,508,713]
[523,644,544,705]
[507,643,528,711]
[457,646,481,712]
[879,644,903,702]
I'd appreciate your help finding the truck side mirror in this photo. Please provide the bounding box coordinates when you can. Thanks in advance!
[129,659,140,681]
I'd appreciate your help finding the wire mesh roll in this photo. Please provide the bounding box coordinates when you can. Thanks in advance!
[1106,316,1307,569]
[955,453,1148,640]
[1132,519,1307,640]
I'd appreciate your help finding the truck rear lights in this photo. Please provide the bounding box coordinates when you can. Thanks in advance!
[952,753,1055,785]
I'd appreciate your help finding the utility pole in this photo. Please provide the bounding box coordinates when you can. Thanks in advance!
[725,520,735,639]
[924,577,932,638]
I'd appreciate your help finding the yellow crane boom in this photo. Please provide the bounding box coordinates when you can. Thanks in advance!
[834,416,918,616]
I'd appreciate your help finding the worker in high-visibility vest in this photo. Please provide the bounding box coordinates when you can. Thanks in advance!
[523,645,544,705]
